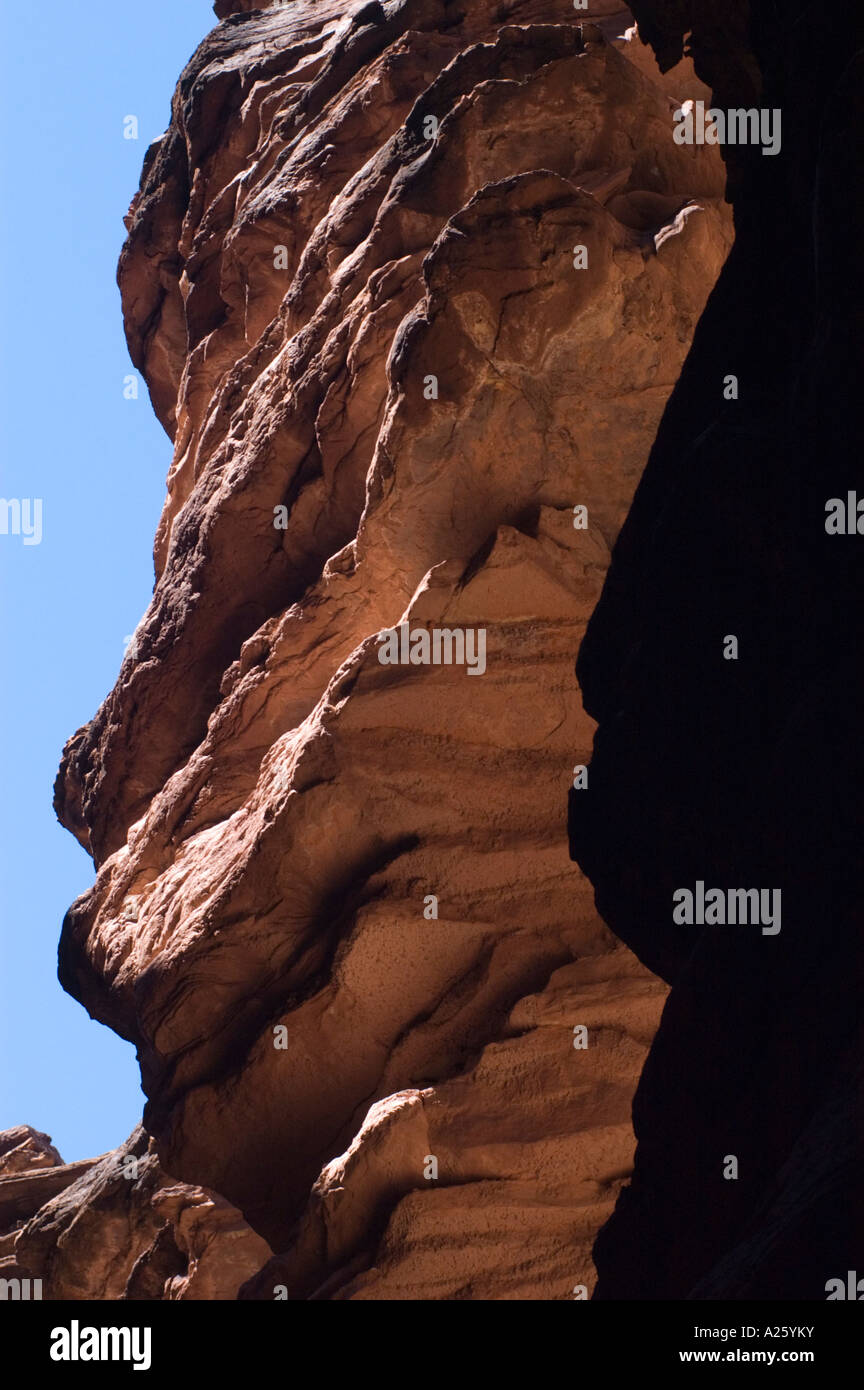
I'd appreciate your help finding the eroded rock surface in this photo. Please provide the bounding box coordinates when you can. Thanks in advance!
[242,950,664,1299]
[48,0,731,1297]
[0,1127,98,1280]
[3,1126,270,1301]
[570,0,864,1299]
[0,1126,64,1177]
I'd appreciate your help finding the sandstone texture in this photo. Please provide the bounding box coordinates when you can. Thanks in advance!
[570,0,864,1298]
[1,1126,269,1300]
[0,1126,64,1177]
[0,1126,98,1278]
[44,0,734,1298]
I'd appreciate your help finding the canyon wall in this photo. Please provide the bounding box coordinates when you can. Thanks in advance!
[1,1126,268,1300]
[570,0,864,1298]
[13,1,746,1298]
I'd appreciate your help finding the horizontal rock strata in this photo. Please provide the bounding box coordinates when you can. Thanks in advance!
[46,1,732,1297]
[1,1126,270,1301]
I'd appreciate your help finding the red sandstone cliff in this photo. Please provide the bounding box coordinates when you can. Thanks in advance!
[24,1,734,1299]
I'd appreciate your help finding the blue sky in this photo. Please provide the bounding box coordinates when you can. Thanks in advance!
[0,0,217,1161]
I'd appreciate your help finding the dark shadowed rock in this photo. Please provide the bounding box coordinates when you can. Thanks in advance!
[570,0,864,1300]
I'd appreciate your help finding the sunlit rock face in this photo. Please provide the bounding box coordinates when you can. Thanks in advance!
[51,0,731,1297]
[2,1127,270,1301]
[570,0,864,1299]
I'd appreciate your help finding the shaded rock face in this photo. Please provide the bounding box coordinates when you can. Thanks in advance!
[0,1127,99,1281]
[1,1127,270,1301]
[569,0,864,1298]
[51,2,732,1296]
[242,950,665,1298]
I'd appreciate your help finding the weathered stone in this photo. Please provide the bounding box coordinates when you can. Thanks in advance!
[0,1126,64,1178]
[45,1,733,1298]
[570,0,864,1300]
[12,1128,271,1301]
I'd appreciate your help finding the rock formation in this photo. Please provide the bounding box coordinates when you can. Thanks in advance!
[1,1126,269,1300]
[570,0,864,1299]
[29,0,737,1299]
[1,1128,98,1285]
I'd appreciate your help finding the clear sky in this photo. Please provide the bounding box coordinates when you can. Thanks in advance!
[0,0,217,1161]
